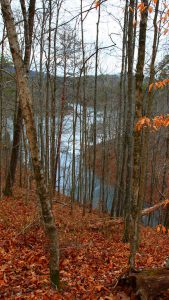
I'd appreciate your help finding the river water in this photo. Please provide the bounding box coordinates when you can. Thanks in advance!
[6,104,160,225]
[57,103,115,211]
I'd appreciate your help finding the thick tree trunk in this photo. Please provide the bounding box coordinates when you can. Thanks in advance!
[129,0,148,269]
[1,0,59,288]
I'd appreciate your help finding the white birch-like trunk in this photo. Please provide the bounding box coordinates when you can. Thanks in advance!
[0,0,59,288]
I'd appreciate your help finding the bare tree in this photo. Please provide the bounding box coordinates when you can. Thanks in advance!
[4,0,36,196]
[90,4,101,211]
[1,0,59,288]
[129,0,148,269]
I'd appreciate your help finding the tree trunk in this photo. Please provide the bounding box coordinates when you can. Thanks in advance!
[4,103,22,195]
[112,0,128,217]
[129,0,148,269]
[53,56,66,193]
[90,5,100,211]
[3,0,36,196]
[1,0,59,288]
[123,0,135,241]
[137,0,159,225]
[0,26,5,198]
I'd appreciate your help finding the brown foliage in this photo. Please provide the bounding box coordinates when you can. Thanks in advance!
[0,188,169,298]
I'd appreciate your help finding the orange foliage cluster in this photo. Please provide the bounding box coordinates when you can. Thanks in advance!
[137,2,148,13]
[135,116,151,131]
[149,78,169,93]
[131,0,169,33]
[136,115,169,131]
[130,0,158,15]
[135,78,169,131]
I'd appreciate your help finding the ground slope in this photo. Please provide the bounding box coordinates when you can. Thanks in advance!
[0,187,169,299]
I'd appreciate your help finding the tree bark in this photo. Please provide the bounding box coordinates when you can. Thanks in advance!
[123,0,135,241]
[129,0,148,269]
[1,0,59,288]
[137,0,159,225]
[3,0,36,196]
[111,0,128,217]
[90,5,100,211]
[4,103,22,195]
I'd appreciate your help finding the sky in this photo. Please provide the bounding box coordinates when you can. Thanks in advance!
[39,0,169,75]
[1,0,169,75]
[5,0,124,74]
[59,0,124,74]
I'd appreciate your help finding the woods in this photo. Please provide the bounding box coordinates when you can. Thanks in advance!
[0,0,169,298]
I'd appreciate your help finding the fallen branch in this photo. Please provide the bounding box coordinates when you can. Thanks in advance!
[141,199,169,216]
[89,200,169,229]
[52,200,68,207]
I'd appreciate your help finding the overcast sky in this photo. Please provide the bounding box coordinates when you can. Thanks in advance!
[59,0,124,74]
[51,0,169,75]
[1,0,169,75]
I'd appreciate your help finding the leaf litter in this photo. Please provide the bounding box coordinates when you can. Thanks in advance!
[0,187,169,299]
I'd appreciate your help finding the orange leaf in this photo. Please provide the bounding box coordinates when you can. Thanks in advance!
[164,199,169,206]
[157,225,161,233]
[162,226,166,234]
[137,3,142,9]
[148,83,154,93]
[153,116,164,127]
[0,279,5,285]
[148,6,153,13]
[153,0,158,4]
[95,285,104,292]
[147,256,153,265]
[135,117,151,131]
[141,6,147,13]
[95,0,100,9]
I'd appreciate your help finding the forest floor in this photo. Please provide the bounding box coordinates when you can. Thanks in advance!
[0,187,169,299]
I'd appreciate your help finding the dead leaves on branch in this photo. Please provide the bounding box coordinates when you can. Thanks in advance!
[129,0,157,16]
[135,115,169,131]
[135,116,151,131]
[148,78,169,92]
[130,0,169,36]
[95,0,100,9]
